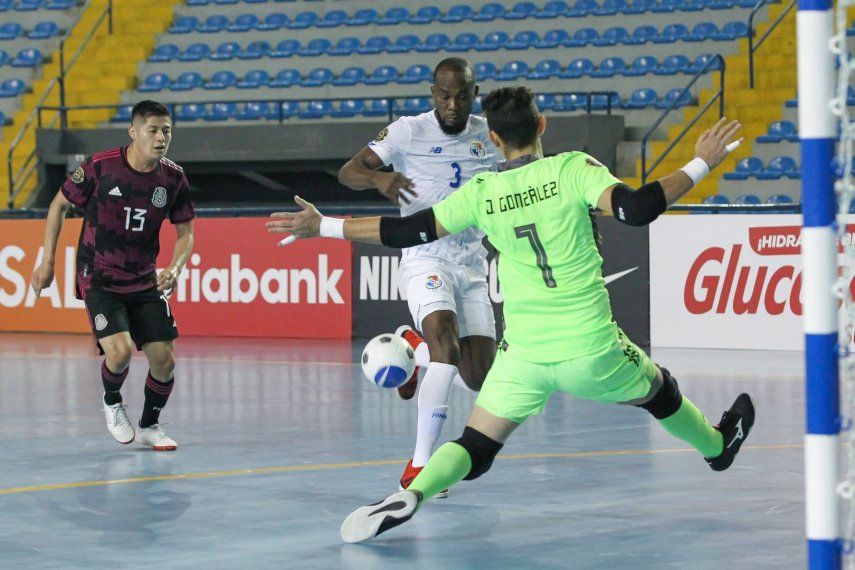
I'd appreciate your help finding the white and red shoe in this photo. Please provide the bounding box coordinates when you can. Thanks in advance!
[137,424,177,451]
[103,398,134,445]
[395,325,424,401]
[398,458,448,499]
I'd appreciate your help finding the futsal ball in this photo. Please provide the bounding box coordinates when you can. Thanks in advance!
[361,333,416,389]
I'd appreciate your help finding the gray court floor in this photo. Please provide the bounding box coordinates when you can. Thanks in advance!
[0,332,805,569]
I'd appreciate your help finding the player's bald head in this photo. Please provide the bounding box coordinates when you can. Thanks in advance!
[431,58,478,135]
[432,57,476,86]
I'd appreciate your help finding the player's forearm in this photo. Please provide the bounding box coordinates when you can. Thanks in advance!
[659,171,696,207]
[338,161,382,191]
[342,217,383,243]
[167,233,194,272]
[41,195,70,264]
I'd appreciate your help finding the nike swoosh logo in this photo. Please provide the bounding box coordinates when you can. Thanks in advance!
[604,267,638,285]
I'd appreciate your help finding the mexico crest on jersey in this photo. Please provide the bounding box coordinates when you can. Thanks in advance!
[470,141,486,158]
[71,166,85,184]
[152,187,168,208]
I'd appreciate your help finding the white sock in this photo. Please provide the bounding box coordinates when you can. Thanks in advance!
[414,342,430,368]
[453,373,476,393]
[412,362,457,467]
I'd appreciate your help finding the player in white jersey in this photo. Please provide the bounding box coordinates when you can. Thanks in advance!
[338,58,500,493]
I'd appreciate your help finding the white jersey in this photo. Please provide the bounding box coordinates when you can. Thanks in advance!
[369,110,499,264]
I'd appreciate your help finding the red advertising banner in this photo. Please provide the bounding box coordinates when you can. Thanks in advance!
[1,218,353,339]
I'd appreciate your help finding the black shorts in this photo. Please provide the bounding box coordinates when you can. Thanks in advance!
[83,286,179,351]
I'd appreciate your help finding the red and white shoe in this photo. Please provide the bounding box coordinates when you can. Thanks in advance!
[395,325,424,401]
[137,424,177,451]
[398,458,448,499]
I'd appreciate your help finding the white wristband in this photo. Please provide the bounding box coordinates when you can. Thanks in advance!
[679,157,711,186]
[319,216,345,239]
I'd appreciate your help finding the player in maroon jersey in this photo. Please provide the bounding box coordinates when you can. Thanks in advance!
[30,100,195,451]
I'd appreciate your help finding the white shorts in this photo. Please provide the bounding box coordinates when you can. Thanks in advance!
[399,256,496,339]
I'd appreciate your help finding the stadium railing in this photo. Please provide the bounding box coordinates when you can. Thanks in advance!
[748,0,796,89]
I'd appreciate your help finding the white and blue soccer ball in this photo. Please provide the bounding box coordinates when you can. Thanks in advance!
[361,333,416,389]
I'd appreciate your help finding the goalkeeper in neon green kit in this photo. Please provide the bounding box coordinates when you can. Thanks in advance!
[267,86,754,544]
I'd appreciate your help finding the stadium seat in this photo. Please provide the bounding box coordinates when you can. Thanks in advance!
[227,14,259,32]
[417,33,450,53]
[0,50,8,66]
[258,13,288,31]
[300,67,333,87]
[508,31,539,50]
[567,28,598,47]
[0,0,13,9]
[569,0,598,17]
[593,27,629,46]
[622,88,658,109]
[398,64,431,84]
[682,0,706,11]
[723,157,763,180]
[203,71,237,91]
[398,97,431,116]
[270,39,299,58]
[757,120,798,143]
[537,0,569,18]
[138,73,170,92]
[714,21,749,40]
[758,156,799,180]
[329,37,360,56]
[472,95,483,114]
[537,29,570,48]
[287,11,318,29]
[703,194,729,205]
[591,56,626,77]
[505,1,538,19]
[655,87,693,108]
[708,0,737,9]
[236,101,277,121]
[625,25,658,45]
[348,8,379,26]
[0,78,26,97]
[653,23,689,43]
[150,43,180,63]
[527,59,562,80]
[363,98,390,117]
[365,65,398,85]
[767,194,795,205]
[496,60,529,80]
[623,0,657,14]
[199,15,229,33]
[688,53,722,73]
[207,102,238,121]
[356,36,391,55]
[441,5,474,23]
[556,93,589,111]
[110,105,133,123]
[169,16,199,34]
[473,3,505,21]
[596,0,627,16]
[331,99,365,118]
[535,93,557,110]
[238,40,271,60]
[280,100,301,118]
[655,54,691,75]
[560,58,595,78]
[176,103,205,122]
[300,100,333,119]
[0,23,24,40]
[409,6,441,24]
[15,0,43,11]
[386,34,418,53]
[590,93,621,110]
[46,0,75,8]
[210,42,241,61]
[28,21,60,39]
[624,55,659,76]
[378,7,409,25]
[171,72,204,91]
[474,61,497,79]
[214,0,238,4]
[316,9,348,28]
[187,0,211,5]
[477,31,510,51]
[332,66,367,86]
[237,69,269,88]
[655,0,685,11]
[685,22,718,42]
[735,194,761,205]
[177,43,209,62]
[299,38,331,56]
[11,48,42,67]
[448,32,480,52]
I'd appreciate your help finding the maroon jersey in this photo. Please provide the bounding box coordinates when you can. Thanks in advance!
[60,146,195,296]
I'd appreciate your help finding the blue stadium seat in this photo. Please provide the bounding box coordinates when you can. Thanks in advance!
[258,13,288,31]
[388,34,419,53]
[269,69,300,87]
[214,0,238,5]
[398,64,431,84]
[623,0,656,14]
[228,13,259,32]
[593,26,629,46]
[655,54,691,75]
[680,0,705,11]
[287,11,318,29]
[356,36,391,55]
[567,28,598,47]
[209,42,241,61]
[590,93,621,110]
[237,69,269,88]
[378,7,409,25]
[239,40,271,60]
[474,61,497,80]
[569,0,598,16]
[556,93,589,111]
[333,66,367,86]
[723,157,763,180]
[708,0,737,8]
[363,99,390,117]
[46,0,75,8]
[300,100,333,119]
[177,43,209,62]
[199,15,228,33]
[477,31,510,51]
[441,5,474,22]
[448,33,479,52]
[176,103,205,122]
[621,88,658,109]
[685,22,718,42]
[149,43,180,63]
[0,0,12,9]
[527,59,561,80]
[703,194,729,205]
[560,58,594,78]
[0,23,24,40]
[316,9,348,28]
[596,0,627,16]
[331,99,365,118]
[28,21,59,39]
[207,102,238,121]
[171,72,204,91]
[299,38,331,56]
[200,71,239,90]
[714,21,748,40]
[688,53,722,73]
[301,67,333,87]
[655,0,685,10]
[329,37,360,56]
[0,78,26,97]
[410,6,441,24]
[15,0,43,11]
[418,33,451,53]
[169,16,199,33]
[506,1,538,19]
[138,73,170,92]
[758,156,799,180]
[496,60,529,80]
[537,29,570,48]
[735,194,761,205]
[653,23,689,43]
[11,48,42,67]
[0,50,9,66]
[280,101,301,118]
[236,101,277,121]
[270,39,299,58]
[625,25,657,45]
[365,65,398,85]
[110,105,133,123]
[757,120,797,143]
[591,56,626,77]
[508,30,539,50]
[348,8,379,26]
[187,0,210,5]
[473,3,505,21]
[624,55,658,76]
[398,97,431,116]
[538,0,569,18]
[472,96,483,114]
[767,194,795,205]
[655,87,693,108]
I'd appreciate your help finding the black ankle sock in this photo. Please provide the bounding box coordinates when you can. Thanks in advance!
[140,371,174,428]
[102,361,128,405]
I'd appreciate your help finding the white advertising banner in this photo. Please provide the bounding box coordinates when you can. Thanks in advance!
[650,214,854,350]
